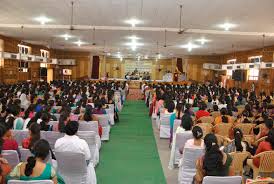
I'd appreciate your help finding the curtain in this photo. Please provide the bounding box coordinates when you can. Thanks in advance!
[91,56,100,79]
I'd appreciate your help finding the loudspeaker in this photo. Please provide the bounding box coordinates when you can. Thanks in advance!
[232,70,245,81]
[40,68,47,76]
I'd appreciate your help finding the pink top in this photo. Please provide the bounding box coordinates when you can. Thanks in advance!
[155,100,164,114]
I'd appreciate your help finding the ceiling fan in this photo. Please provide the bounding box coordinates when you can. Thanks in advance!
[67,1,85,32]
[159,29,173,48]
[177,5,188,35]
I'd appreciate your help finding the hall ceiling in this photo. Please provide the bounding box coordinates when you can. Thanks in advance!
[1,0,274,58]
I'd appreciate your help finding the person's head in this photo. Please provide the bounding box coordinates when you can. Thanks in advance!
[29,123,41,149]
[200,102,207,110]
[181,114,193,131]
[213,105,218,112]
[58,111,70,133]
[65,121,79,136]
[233,128,243,152]
[192,126,203,140]
[0,125,7,154]
[203,133,223,175]
[25,139,50,176]
[166,101,175,113]
[265,128,274,149]
[264,118,273,131]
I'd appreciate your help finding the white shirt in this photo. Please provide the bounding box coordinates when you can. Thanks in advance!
[55,135,91,161]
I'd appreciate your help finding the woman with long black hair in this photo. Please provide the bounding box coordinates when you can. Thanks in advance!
[193,133,234,184]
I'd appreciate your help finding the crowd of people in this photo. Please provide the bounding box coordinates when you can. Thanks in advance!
[144,82,274,183]
[0,80,127,184]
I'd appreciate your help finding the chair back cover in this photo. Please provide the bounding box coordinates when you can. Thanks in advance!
[8,180,54,184]
[2,150,20,168]
[55,151,87,184]
[42,131,64,149]
[202,176,242,184]
[78,121,99,134]
[175,132,193,152]
[11,130,28,146]
[19,148,32,162]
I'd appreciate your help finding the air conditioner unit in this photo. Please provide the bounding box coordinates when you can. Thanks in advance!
[260,62,274,68]
[58,59,76,65]
[51,58,58,64]
[20,54,35,61]
[222,64,233,70]
[3,52,20,60]
[234,64,246,70]
[35,56,47,62]
[203,63,222,71]
[249,56,262,63]
[245,62,260,69]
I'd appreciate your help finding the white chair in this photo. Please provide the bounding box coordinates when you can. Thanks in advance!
[55,151,88,184]
[48,121,58,127]
[19,148,32,162]
[173,119,181,134]
[52,113,60,121]
[105,108,115,125]
[178,147,204,184]
[41,131,64,149]
[8,180,54,184]
[202,176,242,184]
[95,114,110,141]
[2,150,20,168]
[77,131,99,166]
[11,130,29,146]
[106,104,115,113]
[159,114,171,139]
[174,132,193,165]
[78,121,101,150]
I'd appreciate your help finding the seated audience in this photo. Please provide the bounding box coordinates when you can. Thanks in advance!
[196,103,210,120]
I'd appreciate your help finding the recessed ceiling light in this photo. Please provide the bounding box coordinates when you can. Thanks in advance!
[127,35,141,40]
[60,34,73,40]
[180,42,200,52]
[107,53,111,56]
[74,40,85,47]
[144,55,148,59]
[196,38,210,45]
[125,18,142,27]
[218,23,237,31]
[34,16,52,25]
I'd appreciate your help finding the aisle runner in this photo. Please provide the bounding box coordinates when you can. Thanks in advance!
[96,101,166,184]
[127,89,143,101]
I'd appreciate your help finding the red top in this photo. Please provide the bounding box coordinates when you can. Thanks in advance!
[253,141,272,168]
[2,138,18,151]
[196,110,210,119]
[22,137,31,149]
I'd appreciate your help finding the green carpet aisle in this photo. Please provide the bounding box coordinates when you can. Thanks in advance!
[96,101,166,184]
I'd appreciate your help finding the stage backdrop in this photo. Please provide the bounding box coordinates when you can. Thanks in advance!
[124,59,152,74]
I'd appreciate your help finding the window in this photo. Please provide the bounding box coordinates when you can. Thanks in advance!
[248,68,259,80]
[18,61,29,72]
[226,70,232,79]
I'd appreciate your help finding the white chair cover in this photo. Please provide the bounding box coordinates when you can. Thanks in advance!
[2,150,20,169]
[41,131,64,149]
[178,147,204,184]
[52,113,60,121]
[95,115,110,141]
[169,131,193,169]
[105,108,115,126]
[159,114,171,139]
[78,121,101,149]
[56,151,96,184]
[11,130,29,146]
[48,121,58,127]
[173,119,181,134]
[78,131,99,166]
[8,180,54,184]
[202,176,242,184]
[19,148,32,162]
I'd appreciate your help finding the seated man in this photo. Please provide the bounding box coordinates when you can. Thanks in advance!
[55,121,97,184]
